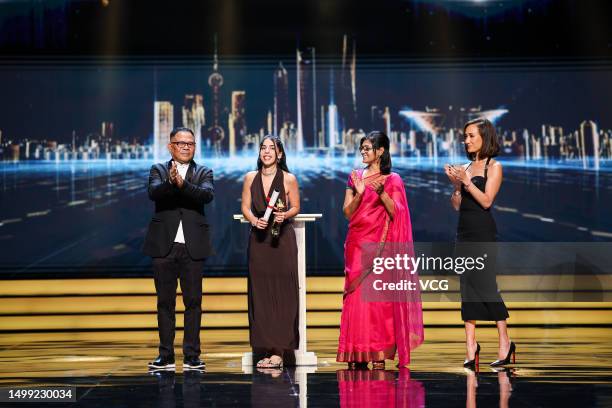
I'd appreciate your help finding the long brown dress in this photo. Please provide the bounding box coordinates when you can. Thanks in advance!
[248,169,299,358]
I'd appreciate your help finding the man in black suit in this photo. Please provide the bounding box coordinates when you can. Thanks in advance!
[143,127,214,371]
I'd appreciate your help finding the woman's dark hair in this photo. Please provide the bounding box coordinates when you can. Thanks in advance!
[463,118,500,160]
[359,131,391,175]
[257,135,290,172]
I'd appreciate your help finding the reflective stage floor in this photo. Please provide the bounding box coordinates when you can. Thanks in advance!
[1,327,611,407]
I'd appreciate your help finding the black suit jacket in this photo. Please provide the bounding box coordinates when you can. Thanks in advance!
[143,160,214,260]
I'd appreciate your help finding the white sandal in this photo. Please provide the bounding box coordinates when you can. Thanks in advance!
[267,355,283,368]
[256,358,271,368]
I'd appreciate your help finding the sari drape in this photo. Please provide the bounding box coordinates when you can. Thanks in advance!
[337,368,425,408]
[337,170,424,366]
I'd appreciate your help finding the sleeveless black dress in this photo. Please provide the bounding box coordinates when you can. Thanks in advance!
[457,158,509,321]
[247,170,299,357]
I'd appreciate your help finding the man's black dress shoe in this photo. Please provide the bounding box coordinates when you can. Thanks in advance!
[148,355,176,371]
[183,357,206,370]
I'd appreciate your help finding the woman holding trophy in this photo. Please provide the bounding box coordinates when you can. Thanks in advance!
[241,135,301,369]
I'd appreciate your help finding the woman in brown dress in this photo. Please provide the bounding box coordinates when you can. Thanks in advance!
[241,135,301,368]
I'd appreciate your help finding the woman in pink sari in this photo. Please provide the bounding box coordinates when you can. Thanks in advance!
[337,131,424,369]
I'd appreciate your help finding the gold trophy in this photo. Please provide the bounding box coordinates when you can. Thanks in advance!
[271,198,286,238]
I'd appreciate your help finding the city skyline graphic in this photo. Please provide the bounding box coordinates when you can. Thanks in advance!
[1,35,611,171]
[0,35,611,276]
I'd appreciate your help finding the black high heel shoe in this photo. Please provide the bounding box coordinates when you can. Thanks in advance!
[463,343,480,368]
[490,341,516,367]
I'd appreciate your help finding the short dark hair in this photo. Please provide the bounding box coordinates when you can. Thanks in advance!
[463,118,499,160]
[359,131,392,174]
[170,127,195,139]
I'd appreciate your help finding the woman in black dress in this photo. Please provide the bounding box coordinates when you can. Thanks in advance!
[444,118,515,368]
[241,135,301,369]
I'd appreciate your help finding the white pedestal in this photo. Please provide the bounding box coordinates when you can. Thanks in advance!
[234,213,322,367]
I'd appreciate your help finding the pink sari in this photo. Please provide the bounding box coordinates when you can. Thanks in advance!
[337,170,424,366]
[337,368,425,408]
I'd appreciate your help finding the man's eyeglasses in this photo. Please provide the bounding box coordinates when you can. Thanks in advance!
[171,141,196,149]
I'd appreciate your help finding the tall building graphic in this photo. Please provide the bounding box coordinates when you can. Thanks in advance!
[101,121,113,154]
[409,130,417,153]
[383,107,391,137]
[523,129,530,160]
[541,124,562,160]
[279,122,297,151]
[319,105,326,148]
[295,49,304,151]
[273,62,291,137]
[602,130,612,159]
[350,39,357,121]
[228,91,246,157]
[154,101,174,161]
[327,68,339,150]
[267,110,273,135]
[208,36,225,156]
[296,47,317,150]
[327,104,339,150]
[580,120,600,169]
[339,35,358,128]
[9,143,20,161]
[182,94,205,160]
